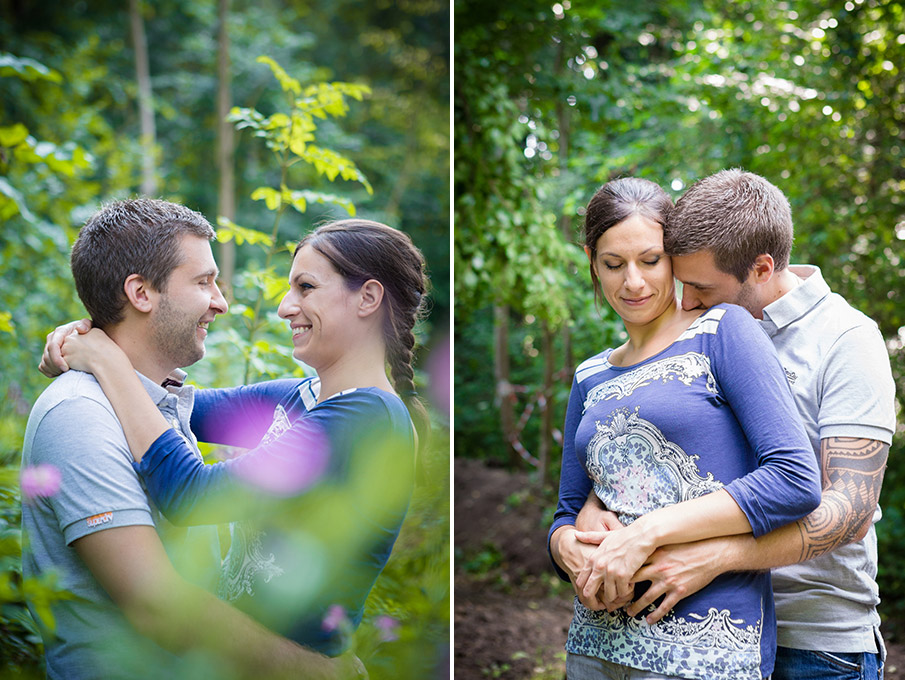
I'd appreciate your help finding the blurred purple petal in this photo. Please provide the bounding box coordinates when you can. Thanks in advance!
[231,424,329,496]
[322,604,348,632]
[427,334,450,414]
[375,614,400,642]
[21,464,62,501]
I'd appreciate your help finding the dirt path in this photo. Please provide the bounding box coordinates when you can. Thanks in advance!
[454,457,905,679]
[454,457,572,679]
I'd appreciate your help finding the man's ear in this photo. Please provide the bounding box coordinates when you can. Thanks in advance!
[358,279,385,318]
[751,254,775,284]
[123,274,155,313]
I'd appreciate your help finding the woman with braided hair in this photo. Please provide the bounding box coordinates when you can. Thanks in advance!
[45,218,429,658]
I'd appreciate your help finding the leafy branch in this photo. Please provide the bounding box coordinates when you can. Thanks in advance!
[221,55,372,383]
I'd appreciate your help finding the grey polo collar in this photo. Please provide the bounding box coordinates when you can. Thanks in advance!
[135,368,188,407]
[759,265,830,336]
[161,368,187,388]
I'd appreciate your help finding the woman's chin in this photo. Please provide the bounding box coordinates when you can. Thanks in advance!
[292,348,315,368]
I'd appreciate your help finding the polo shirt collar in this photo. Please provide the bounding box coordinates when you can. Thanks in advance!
[759,264,830,335]
[136,368,189,407]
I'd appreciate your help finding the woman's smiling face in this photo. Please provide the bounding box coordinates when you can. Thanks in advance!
[589,214,676,327]
[277,244,359,369]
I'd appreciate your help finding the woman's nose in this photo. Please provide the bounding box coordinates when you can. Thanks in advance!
[624,263,644,291]
[277,291,294,318]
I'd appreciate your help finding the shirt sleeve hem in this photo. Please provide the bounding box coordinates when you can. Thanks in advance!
[548,517,577,582]
[62,508,156,545]
[722,483,768,538]
[819,424,893,446]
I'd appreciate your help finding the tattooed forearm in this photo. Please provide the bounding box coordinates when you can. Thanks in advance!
[797,437,888,562]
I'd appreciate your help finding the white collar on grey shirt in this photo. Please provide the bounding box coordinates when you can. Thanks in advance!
[759,264,831,335]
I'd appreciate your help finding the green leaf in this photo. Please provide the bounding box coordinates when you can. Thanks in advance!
[256,56,301,95]
[0,123,28,148]
[10,138,91,175]
[240,267,287,302]
[288,113,317,156]
[227,106,265,131]
[0,53,63,83]
[0,177,34,222]
[294,82,371,121]
[263,112,291,131]
[216,217,274,247]
[296,145,373,194]
[0,312,13,335]
[262,273,287,301]
[285,189,357,216]
[250,186,282,211]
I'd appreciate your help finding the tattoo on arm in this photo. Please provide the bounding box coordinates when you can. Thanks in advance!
[797,437,888,562]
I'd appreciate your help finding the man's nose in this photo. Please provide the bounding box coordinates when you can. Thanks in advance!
[212,281,229,314]
[681,288,702,311]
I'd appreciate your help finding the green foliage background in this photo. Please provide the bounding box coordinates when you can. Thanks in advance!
[0,1,449,677]
[455,0,905,633]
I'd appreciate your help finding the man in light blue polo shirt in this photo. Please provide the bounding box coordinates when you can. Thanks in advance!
[654,170,893,679]
[23,199,351,679]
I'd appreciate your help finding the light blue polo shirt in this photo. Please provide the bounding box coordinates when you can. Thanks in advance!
[20,369,220,679]
[759,265,896,653]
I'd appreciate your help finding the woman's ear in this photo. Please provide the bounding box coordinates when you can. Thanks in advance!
[358,279,385,317]
[123,274,154,313]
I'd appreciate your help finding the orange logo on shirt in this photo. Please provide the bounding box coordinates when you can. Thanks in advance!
[86,512,113,528]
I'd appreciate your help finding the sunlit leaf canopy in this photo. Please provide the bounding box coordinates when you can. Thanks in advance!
[456,0,905,337]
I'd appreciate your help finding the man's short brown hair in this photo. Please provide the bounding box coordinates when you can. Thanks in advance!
[664,169,794,282]
[70,198,215,328]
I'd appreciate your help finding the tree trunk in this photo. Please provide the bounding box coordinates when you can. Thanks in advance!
[216,0,236,294]
[129,0,156,196]
[539,321,554,488]
[555,39,574,380]
[493,304,518,466]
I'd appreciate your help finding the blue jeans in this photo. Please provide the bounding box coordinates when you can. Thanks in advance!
[772,646,883,680]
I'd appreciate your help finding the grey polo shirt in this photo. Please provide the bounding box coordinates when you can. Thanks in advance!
[759,265,896,653]
[20,369,220,679]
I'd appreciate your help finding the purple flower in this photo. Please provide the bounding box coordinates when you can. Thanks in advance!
[322,604,349,633]
[374,615,400,642]
[427,334,450,414]
[20,464,62,501]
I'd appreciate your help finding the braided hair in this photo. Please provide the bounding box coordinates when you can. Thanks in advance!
[295,219,430,453]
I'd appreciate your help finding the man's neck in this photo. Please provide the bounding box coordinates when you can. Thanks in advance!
[766,268,803,307]
[104,325,173,386]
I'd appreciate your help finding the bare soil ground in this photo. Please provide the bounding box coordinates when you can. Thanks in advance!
[453,457,905,679]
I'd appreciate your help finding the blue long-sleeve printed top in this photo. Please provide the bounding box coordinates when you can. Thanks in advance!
[135,377,415,655]
[548,305,820,680]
